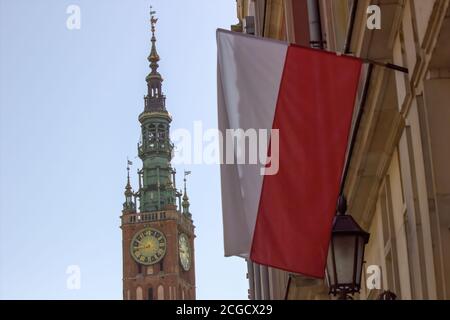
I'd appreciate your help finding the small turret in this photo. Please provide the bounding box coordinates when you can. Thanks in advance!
[182,171,192,218]
[123,160,136,213]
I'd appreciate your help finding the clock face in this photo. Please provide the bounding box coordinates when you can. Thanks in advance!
[130,228,166,265]
[178,233,191,271]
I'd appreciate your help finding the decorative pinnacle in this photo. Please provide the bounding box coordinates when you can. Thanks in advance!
[125,159,133,195]
[183,171,191,198]
[182,171,191,215]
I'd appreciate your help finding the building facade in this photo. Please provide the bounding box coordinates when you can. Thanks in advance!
[120,14,196,300]
[233,0,450,300]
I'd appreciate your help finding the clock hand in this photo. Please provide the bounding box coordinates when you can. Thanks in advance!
[135,244,152,250]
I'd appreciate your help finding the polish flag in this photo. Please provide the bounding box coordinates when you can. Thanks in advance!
[217,29,363,278]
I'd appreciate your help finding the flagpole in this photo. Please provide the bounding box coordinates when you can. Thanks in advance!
[361,59,408,74]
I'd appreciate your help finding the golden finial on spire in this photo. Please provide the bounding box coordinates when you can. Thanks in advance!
[150,6,157,35]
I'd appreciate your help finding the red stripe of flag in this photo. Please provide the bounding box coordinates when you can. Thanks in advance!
[250,45,363,278]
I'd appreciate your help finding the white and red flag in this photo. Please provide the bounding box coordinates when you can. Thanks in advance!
[217,29,363,278]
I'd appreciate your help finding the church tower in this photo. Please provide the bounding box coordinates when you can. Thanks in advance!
[120,10,196,300]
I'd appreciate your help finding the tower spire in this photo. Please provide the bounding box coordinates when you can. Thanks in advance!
[144,6,166,112]
[137,9,175,212]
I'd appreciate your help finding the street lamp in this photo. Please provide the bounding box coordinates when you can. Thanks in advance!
[326,195,370,300]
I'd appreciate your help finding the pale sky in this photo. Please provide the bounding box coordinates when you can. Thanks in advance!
[0,0,249,299]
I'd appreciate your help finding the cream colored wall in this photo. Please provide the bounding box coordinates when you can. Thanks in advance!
[318,0,351,52]
[355,0,449,300]
[268,267,289,300]
[412,0,437,46]
[420,77,450,299]
[361,149,413,299]
[389,153,413,299]
[316,0,450,301]
[331,0,351,51]
[359,201,384,299]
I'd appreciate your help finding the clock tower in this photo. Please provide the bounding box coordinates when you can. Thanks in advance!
[120,11,196,300]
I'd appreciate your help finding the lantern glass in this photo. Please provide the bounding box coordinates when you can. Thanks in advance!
[333,235,356,286]
[326,244,334,288]
[355,235,366,289]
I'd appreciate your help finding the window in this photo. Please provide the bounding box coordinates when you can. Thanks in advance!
[380,178,401,295]
[136,286,143,300]
[157,285,164,300]
[158,124,165,139]
[146,265,153,275]
[147,287,153,300]
[148,125,157,148]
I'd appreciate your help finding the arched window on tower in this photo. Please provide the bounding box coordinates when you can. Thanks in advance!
[158,124,166,148]
[148,125,156,148]
[136,286,143,300]
[157,285,164,300]
[158,124,166,139]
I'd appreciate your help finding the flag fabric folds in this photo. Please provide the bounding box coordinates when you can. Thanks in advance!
[217,29,362,278]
